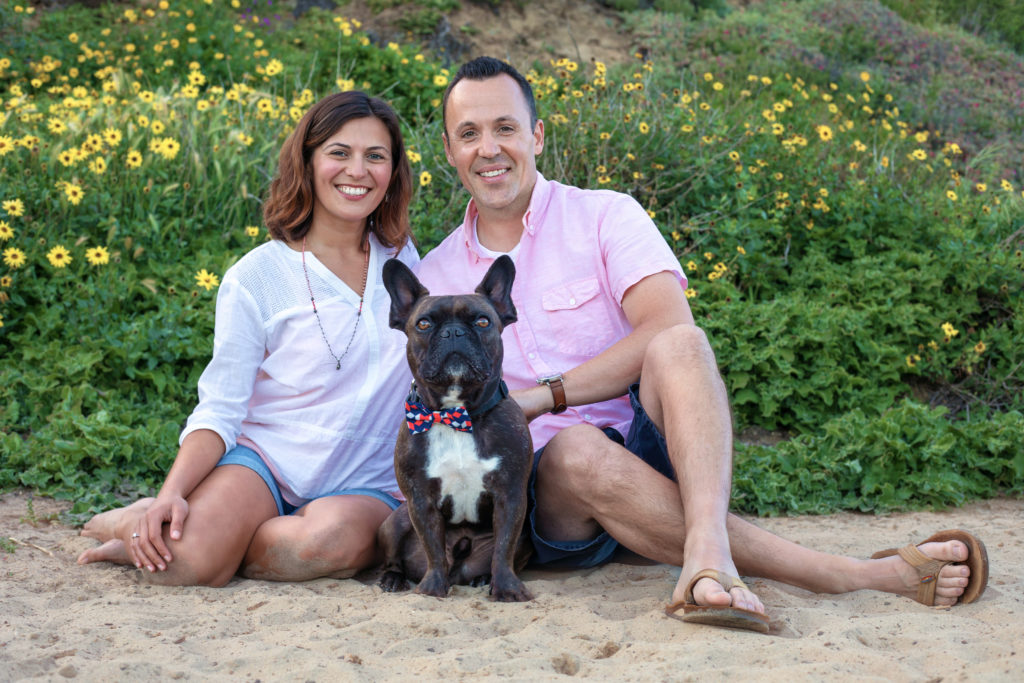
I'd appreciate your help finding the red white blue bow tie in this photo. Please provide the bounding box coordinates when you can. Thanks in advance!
[405,401,473,434]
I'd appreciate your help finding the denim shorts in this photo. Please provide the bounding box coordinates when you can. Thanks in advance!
[526,383,675,568]
[217,445,402,516]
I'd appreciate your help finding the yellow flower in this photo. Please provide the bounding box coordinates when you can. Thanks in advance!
[736,246,746,255]
[195,269,220,291]
[816,125,833,141]
[881,156,890,168]
[947,190,957,201]
[264,59,283,77]
[47,244,72,268]
[860,71,870,82]
[910,149,927,161]
[419,171,431,186]
[0,135,15,156]
[406,149,422,163]
[245,225,260,238]
[126,150,143,168]
[433,74,448,87]
[638,122,649,134]
[684,288,697,299]
[941,321,959,339]
[0,220,13,240]
[975,183,987,193]
[64,183,84,205]
[686,261,697,271]
[336,78,355,92]
[597,175,611,185]
[3,247,26,268]
[1000,179,1014,191]
[3,199,26,217]
[728,151,740,162]
[0,275,10,287]
[85,246,110,266]
[974,341,987,354]
[103,128,123,147]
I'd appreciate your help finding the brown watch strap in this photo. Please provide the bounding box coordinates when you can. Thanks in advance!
[546,377,567,414]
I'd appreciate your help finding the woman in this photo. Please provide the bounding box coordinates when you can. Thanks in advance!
[77,91,418,586]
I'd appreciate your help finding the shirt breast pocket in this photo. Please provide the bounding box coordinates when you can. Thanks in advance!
[541,277,616,356]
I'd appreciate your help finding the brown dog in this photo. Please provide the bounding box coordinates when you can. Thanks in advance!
[377,255,533,601]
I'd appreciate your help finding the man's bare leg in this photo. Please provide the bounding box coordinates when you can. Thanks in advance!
[535,424,974,609]
[636,324,758,612]
[240,495,393,581]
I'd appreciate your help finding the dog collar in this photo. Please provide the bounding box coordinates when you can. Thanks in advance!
[404,380,509,435]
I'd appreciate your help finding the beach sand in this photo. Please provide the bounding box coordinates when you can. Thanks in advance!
[2,490,1021,681]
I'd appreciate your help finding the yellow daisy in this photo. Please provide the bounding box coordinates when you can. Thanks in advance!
[85,246,110,266]
[195,269,220,291]
[47,245,73,268]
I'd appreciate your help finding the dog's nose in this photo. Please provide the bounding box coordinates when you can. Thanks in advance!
[439,322,467,339]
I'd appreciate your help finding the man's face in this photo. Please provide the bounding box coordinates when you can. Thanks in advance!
[443,74,544,219]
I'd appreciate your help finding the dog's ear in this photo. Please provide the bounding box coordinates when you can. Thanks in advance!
[476,255,517,328]
[383,258,429,331]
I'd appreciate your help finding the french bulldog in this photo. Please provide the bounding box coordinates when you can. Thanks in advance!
[377,255,533,602]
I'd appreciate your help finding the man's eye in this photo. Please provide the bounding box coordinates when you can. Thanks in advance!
[475,317,490,328]
[416,319,432,330]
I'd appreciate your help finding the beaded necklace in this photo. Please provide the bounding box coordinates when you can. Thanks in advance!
[301,234,369,370]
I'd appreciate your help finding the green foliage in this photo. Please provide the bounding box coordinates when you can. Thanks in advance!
[732,402,1024,516]
[0,0,1021,518]
[879,0,1024,54]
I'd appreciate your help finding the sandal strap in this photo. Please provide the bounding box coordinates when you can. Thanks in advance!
[896,544,950,606]
[683,569,749,604]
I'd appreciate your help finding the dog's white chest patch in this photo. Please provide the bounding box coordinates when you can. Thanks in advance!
[425,426,499,524]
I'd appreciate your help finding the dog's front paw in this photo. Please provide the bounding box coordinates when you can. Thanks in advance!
[490,577,533,602]
[414,569,450,598]
[378,571,411,593]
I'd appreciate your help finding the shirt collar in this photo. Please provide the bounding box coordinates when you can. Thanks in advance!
[458,172,551,262]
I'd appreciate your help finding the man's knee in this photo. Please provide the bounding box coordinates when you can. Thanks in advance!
[541,425,630,503]
[646,323,713,367]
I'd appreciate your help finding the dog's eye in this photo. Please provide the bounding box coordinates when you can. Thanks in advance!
[416,319,432,331]
[475,317,490,328]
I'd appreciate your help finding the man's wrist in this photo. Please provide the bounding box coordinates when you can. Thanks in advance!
[537,374,567,414]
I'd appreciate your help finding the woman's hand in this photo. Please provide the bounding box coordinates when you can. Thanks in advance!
[128,493,189,572]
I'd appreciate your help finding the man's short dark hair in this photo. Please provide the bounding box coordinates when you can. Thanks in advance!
[442,56,538,137]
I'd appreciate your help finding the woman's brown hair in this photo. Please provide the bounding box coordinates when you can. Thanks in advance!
[263,91,413,250]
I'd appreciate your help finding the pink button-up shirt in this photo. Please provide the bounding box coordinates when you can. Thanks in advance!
[416,173,686,448]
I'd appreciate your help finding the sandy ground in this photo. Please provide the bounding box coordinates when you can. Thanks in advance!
[2,490,1022,681]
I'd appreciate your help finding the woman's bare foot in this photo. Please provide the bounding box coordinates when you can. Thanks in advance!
[79,498,154,543]
[77,539,132,566]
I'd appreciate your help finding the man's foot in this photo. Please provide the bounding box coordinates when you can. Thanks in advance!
[877,538,973,607]
[673,535,765,615]
[79,498,153,543]
[77,539,132,566]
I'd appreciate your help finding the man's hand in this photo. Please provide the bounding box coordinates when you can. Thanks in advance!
[510,384,555,422]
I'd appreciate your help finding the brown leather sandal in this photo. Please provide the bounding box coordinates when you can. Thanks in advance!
[870,529,989,605]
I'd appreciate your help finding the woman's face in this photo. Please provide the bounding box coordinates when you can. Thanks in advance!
[310,116,393,232]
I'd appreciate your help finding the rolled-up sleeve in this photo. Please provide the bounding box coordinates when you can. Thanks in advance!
[179,274,266,453]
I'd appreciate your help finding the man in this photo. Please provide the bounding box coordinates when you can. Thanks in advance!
[414,56,985,630]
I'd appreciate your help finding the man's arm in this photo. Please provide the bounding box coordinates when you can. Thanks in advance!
[513,271,694,420]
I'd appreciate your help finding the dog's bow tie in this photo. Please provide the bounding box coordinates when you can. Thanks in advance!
[405,401,473,434]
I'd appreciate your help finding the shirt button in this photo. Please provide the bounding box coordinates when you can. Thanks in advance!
[528,352,536,360]
[569,298,576,305]
[584,414,592,421]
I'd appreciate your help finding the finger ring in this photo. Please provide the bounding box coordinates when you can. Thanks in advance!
[131,533,140,539]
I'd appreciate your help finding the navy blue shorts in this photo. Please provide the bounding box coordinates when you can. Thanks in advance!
[526,383,675,568]
[217,445,402,516]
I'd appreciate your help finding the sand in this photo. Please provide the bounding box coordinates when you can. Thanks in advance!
[2,490,1021,681]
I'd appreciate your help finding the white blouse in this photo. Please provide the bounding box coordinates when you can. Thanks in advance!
[180,235,419,505]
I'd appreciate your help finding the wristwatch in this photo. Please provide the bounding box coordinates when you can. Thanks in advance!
[537,374,567,414]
